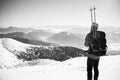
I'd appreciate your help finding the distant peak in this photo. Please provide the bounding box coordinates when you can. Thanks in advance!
[8,26,16,29]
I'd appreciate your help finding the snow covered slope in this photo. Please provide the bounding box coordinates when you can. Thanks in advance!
[1,38,83,62]
[0,55,120,80]
[1,38,32,52]
[0,38,34,68]
[0,39,23,68]
[0,38,120,80]
[0,38,59,68]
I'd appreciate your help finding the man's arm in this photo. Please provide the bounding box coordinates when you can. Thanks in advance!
[84,52,100,59]
[84,33,90,47]
[80,49,100,60]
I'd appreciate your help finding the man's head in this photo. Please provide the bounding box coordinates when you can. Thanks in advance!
[91,23,98,32]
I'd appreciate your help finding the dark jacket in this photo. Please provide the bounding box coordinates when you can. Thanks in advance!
[84,31,107,56]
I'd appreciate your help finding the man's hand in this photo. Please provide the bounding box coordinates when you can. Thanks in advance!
[84,52,100,60]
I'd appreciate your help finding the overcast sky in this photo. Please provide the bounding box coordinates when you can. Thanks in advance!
[0,0,120,28]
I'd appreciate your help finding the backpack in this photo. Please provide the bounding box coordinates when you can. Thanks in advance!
[89,31,107,56]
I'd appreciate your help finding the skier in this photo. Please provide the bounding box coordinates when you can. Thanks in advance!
[84,23,107,80]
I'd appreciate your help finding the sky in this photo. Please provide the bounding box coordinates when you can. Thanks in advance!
[0,0,120,28]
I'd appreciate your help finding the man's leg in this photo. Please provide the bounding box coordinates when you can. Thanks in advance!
[93,59,100,80]
[87,58,94,80]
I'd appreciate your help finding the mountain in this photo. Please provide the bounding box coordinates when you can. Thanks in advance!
[47,31,84,48]
[0,27,55,41]
[0,26,34,34]
[106,32,120,43]
[1,26,120,49]
[0,33,55,46]
[97,26,120,43]
[0,31,57,46]
[99,26,120,33]
[11,37,54,46]
[25,29,54,41]
[5,32,25,38]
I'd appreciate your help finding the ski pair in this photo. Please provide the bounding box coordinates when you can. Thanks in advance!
[90,6,96,23]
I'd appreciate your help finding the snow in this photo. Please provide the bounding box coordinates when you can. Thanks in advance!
[108,43,120,51]
[0,38,120,80]
[0,39,23,68]
[1,38,31,52]
[0,38,40,68]
[99,56,120,80]
[0,55,120,80]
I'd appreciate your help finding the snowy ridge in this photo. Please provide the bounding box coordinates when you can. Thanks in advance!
[0,39,23,68]
[1,38,32,53]
[1,38,57,54]
[0,38,60,68]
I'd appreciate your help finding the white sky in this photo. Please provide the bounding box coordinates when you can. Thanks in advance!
[0,0,120,28]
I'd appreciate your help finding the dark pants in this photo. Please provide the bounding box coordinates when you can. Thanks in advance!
[87,58,100,80]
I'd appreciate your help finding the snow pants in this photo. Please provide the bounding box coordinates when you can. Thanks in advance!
[87,57,100,80]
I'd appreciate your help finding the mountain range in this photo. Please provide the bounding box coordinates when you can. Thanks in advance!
[0,26,120,68]
[0,26,34,34]
[0,32,55,46]
[0,26,120,49]
[47,31,84,48]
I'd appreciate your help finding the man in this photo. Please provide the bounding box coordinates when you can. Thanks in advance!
[84,23,107,80]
